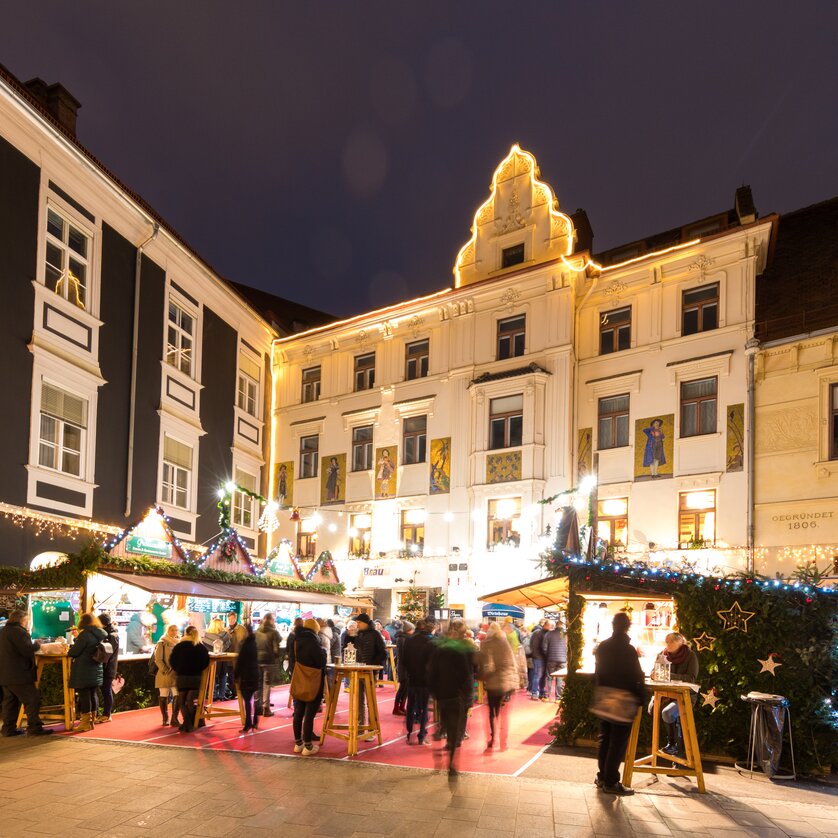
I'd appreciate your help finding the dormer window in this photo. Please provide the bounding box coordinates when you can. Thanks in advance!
[501,243,525,269]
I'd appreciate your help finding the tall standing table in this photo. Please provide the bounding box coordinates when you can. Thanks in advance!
[194,652,245,729]
[321,663,382,755]
[623,680,705,793]
[18,652,75,731]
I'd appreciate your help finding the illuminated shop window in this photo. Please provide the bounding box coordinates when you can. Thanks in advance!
[348,513,371,558]
[400,509,425,556]
[678,490,715,548]
[597,498,628,547]
[599,306,631,355]
[488,497,522,548]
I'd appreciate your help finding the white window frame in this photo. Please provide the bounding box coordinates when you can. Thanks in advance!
[161,435,193,511]
[156,415,202,535]
[38,195,99,317]
[231,464,259,531]
[37,382,87,479]
[26,349,102,516]
[166,295,197,378]
[237,346,261,418]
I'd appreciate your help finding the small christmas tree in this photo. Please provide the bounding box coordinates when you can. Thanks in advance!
[399,586,426,623]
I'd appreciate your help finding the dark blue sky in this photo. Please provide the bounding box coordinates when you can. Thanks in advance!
[4,3,837,317]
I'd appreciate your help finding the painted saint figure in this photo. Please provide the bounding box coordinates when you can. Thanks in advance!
[430,439,450,494]
[642,419,665,478]
[326,456,340,502]
[277,464,288,507]
[377,448,394,497]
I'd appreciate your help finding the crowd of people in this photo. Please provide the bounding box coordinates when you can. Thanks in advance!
[0,604,696,795]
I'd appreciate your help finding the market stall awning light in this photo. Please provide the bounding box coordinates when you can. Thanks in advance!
[479,576,570,610]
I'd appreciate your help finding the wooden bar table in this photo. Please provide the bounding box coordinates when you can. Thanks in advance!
[377,644,398,687]
[18,652,75,732]
[321,664,382,756]
[623,680,705,793]
[194,652,245,729]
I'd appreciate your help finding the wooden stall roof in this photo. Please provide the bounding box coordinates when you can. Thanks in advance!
[479,576,570,610]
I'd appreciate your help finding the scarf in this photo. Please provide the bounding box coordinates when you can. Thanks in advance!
[664,644,689,666]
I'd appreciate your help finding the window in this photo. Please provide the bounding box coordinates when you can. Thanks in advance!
[237,351,260,417]
[599,307,631,355]
[403,416,427,464]
[831,384,838,460]
[348,513,372,558]
[678,490,716,547]
[488,497,522,548]
[299,434,319,478]
[38,383,87,477]
[231,468,257,529]
[166,299,195,376]
[162,435,192,509]
[297,532,317,559]
[489,394,523,449]
[352,425,373,471]
[301,366,321,403]
[354,353,375,391]
[680,377,717,437]
[501,243,525,268]
[597,498,628,547]
[597,394,630,449]
[497,315,526,360]
[400,509,425,556]
[405,340,429,380]
[45,208,90,310]
[682,284,719,336]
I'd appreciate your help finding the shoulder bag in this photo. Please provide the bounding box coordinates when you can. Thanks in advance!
[289,641,322,702]
[589,685,642,725]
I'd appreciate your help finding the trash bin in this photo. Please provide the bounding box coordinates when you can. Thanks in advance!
[735,692,796,780]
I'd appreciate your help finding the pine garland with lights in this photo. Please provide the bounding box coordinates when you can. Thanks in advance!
[545,551,838,774]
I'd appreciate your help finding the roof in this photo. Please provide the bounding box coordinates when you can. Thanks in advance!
[227,281,335,338]
[755,196,838,342]
[479,576,569,609]
[0,62,319,336]
[470,362,550,386]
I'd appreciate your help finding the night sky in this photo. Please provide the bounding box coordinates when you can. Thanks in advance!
[4,3,837,318]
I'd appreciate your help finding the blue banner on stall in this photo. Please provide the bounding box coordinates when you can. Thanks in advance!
[482,603,525,620]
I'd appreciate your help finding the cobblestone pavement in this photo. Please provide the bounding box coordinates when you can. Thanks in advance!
[1,736,836,837]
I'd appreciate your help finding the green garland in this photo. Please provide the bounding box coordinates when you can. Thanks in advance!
[217,483,268,531]
[548,556,838,774]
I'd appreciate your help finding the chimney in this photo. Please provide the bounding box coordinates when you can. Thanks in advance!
[570,208,594,254]
[735,185,757,225]
[24,77,81,137]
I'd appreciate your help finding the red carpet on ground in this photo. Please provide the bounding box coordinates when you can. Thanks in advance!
[70,686,557,775]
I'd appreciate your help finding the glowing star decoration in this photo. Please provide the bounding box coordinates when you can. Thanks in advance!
[258,501,280,534]
[692,632,716,652]
[717,601,756,633]
[700,689,720,710]
[758,654,782,675]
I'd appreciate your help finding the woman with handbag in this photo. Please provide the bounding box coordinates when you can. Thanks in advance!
[591,612,645,796]
[153,625,181,727]
[68,613,107,733]
[234,625,260,733]
[289,618,326,756]
[97,613,120,723]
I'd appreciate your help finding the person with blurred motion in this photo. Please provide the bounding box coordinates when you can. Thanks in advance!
[401,619,434,744]
[392,620,414,716]
[428,619,474,776]
[593,612,645,796]
[478,622,518,750]
[325,619,341,687]
[170,625,210,732]
[68,613,108,732]
[235,624,260,733]
[153,624,180,727]
[501,619,526,692]
[126,612,151,654]
[528,619,547,699]
[353,614,386,740]
[97,613,120,722]
[222,611,247,700]
[255,613,281,717]
[202,617,231,700]
[290,618,326,755]
[0,609,52,736]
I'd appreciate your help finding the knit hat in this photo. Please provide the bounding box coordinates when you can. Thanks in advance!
[402,620,415,633]
[303,618,321,633]
[355,613,372,626]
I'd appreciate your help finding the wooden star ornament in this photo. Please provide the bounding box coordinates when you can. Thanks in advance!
[700,689,720,710]
[692,631,716,651]
[758,654,782,675]
[717,601,756,633]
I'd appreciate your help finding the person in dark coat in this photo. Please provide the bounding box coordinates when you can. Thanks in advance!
[0,609,52,736]
[68,613,108,733]
[97,613,120,723]
[528,619,547,699]
[541,619,568,701]
[290,618,327,755]
[286,617,304,674]
[401,619,434,744]
[353,613,387,741]
[654,632,699,755]
[392,620,414,716]
[170,626,210,732]
[427,619,474,775]
[594,612,646,796]
[255,613,281,717]
[234,625,260,733]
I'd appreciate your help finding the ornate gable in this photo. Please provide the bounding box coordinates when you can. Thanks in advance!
[454,144,576,287]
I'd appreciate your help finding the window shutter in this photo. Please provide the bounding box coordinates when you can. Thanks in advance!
[41,383,87,427]
[164,435,193,469]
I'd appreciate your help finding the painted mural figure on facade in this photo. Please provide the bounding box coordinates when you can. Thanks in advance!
[642,419,666,478]
[376,448,395,498]
[325,457,340,502]
[429,437,451,494]
[277,463,288,507]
